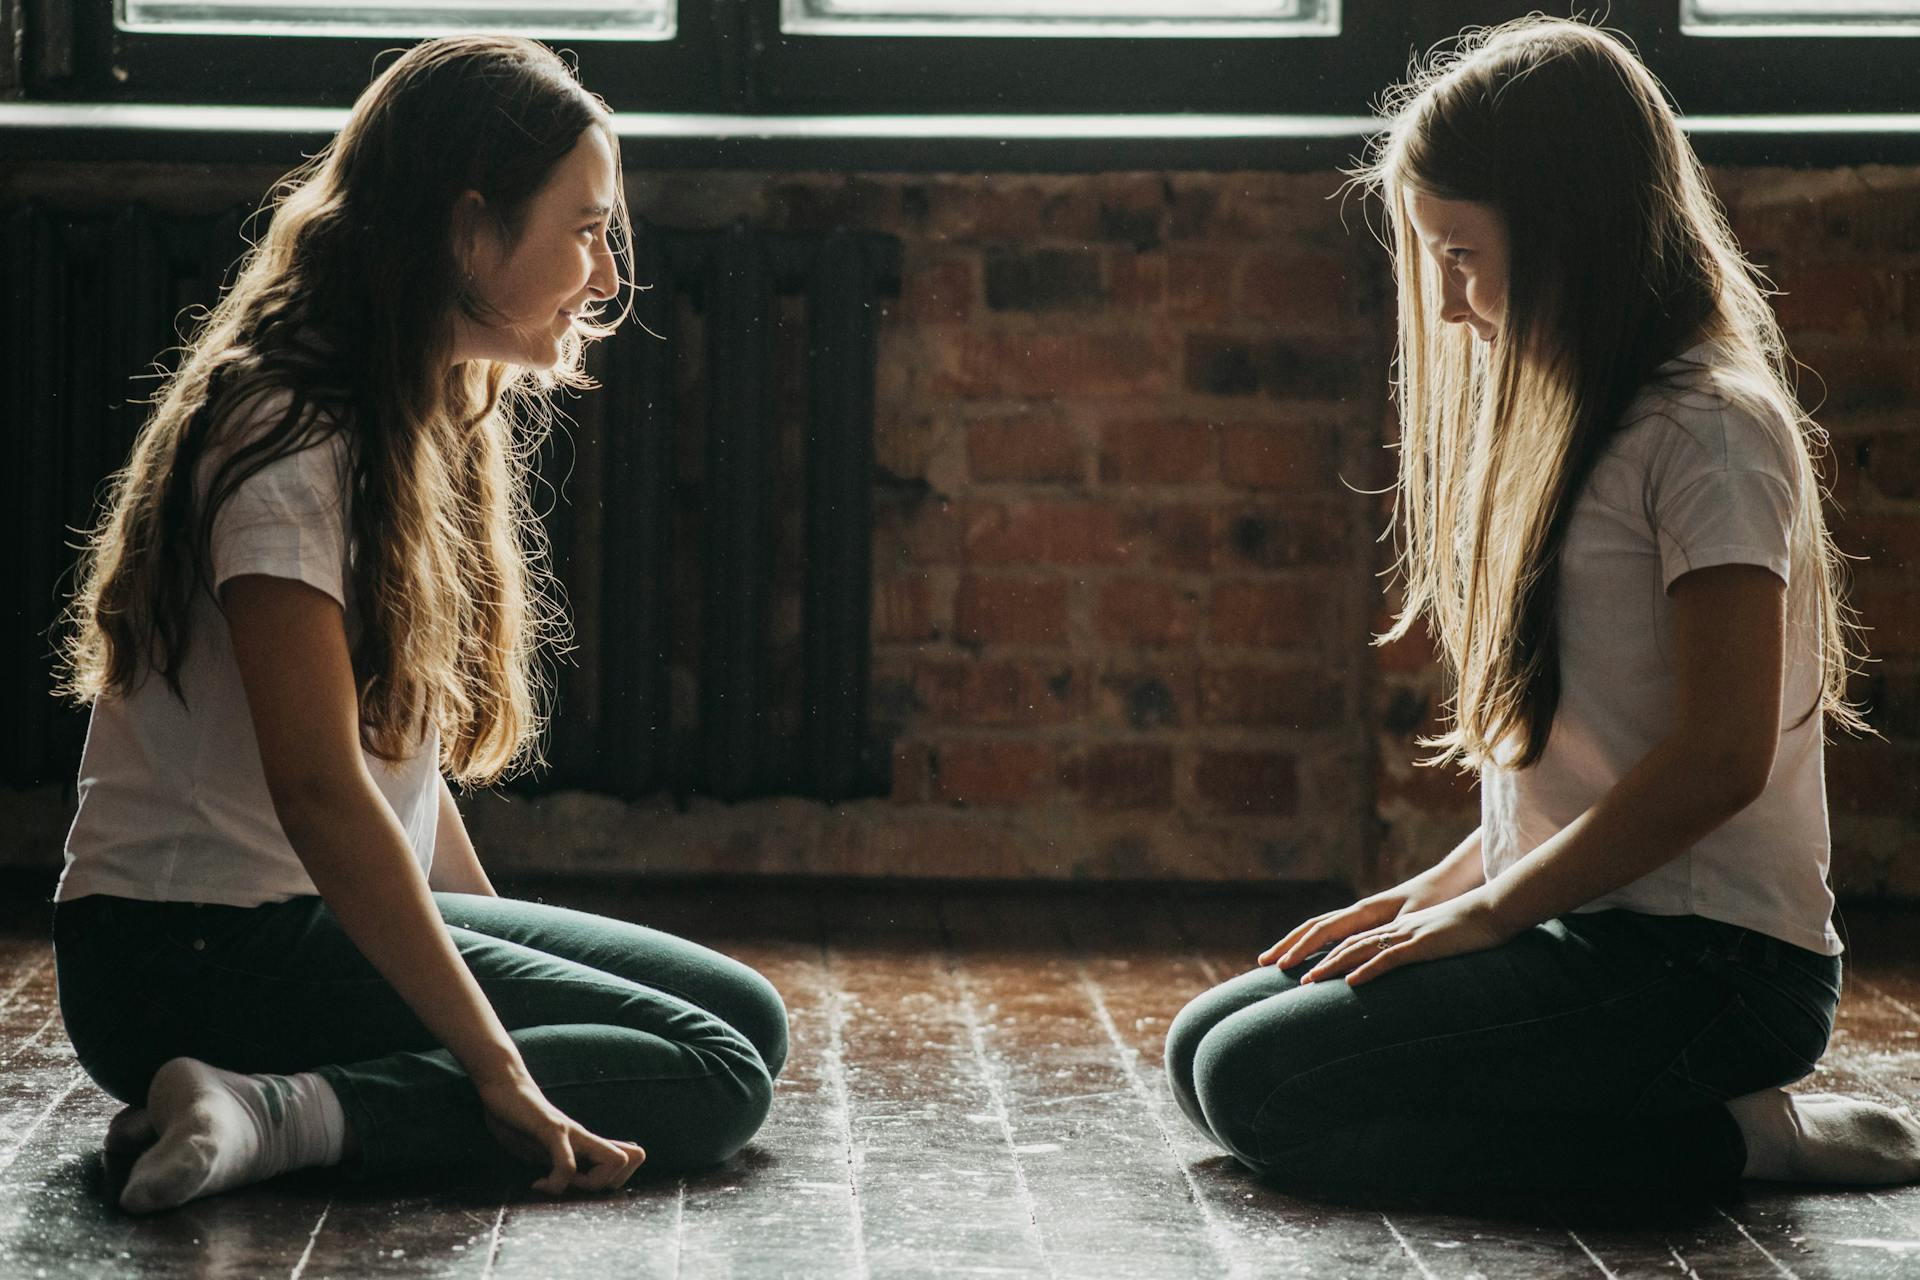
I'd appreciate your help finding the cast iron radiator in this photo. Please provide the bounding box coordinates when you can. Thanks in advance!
[1,203,901,806]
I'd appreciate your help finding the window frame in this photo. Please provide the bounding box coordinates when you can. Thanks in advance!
[11,0,1920,126]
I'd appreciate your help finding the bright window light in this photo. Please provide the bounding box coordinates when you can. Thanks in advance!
[781,0,1338,39]
[1682,0,1920,36]
[118,0,675,40]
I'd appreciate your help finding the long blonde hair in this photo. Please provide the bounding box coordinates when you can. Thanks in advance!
[58,35,632,785]
[1361,16,1866,771]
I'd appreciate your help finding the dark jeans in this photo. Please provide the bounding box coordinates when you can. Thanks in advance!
[53,891,788,1180]
[1165,909,1841,1198]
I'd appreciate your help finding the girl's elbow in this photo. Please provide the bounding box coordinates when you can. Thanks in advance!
[1703,746,1774,816]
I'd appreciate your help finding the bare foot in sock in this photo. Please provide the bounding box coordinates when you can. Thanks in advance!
[120,1058,345,1215]
[1729,1088,1920,1184]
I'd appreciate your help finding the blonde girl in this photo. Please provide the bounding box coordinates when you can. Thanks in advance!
[1166,17,1920,1196]
[53,35,785,1214]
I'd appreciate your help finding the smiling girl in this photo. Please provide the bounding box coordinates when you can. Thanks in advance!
[1165,18,1920,1197]
[52,35,785,1214]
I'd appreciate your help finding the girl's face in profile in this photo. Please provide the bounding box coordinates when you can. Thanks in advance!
[455,126,619,370]
[1406,191,1508,346]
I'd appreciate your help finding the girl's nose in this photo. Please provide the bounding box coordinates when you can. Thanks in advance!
[588,239,617,301]
[1438,270,1472,327]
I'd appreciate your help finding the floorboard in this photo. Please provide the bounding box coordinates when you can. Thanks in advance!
[0,877,1914,1279]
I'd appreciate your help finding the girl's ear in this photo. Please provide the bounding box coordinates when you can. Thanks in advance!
[450,190,497,284]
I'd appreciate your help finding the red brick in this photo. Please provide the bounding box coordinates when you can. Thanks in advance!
[1095,578,1202,649]
[1852,580,1920,659]
[1210,579,1328,650]
[1373,610,1445,676]
[1167,249,1236,322]
[1099,418,1216,486]
[1771,264,1897,336]
[1218,420,1336,492]
[1376,760,1480,813]
[966,413,1085,484]
[919,179,1102,242]
[891,739,932,804]
[901,257,976,325]
[953,574,1070,647]
[1079,745,1175,812]
[1095,662,1198,730]
[1216,501,1350,569]
[1139,504,1214,571]
[1198,665,1343,727]
[872,574,937,642]
[963,500,1138,566]
[1832,514,1920,572]
[933,331,1174,399]
[1194,750,1299,815]
[875,494,963,566]
[1239,251,1362,332]
[1864,430,1920,500]
[932,739,1055,807]
[914,658,1084,726]
[1827,738,1920,816]
[1108,249,1166,310]
[1795,344,1920,421]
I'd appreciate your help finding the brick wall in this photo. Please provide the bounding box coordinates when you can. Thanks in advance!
[2,161,1915,892]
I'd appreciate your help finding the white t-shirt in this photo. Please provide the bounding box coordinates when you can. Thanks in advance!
[1479,346,1838,955]
[58,393,440,907]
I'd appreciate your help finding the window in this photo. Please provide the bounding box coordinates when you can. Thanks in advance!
[780,0,1337,38]
[119,0,676,39]
[13,1,1919,136]
[1682,0,1920,36]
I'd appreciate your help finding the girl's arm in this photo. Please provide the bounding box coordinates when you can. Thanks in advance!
[224,574,639,1190]
[429,776,498,897]
[1480,562,1785,931]
[1307,562,1785,984]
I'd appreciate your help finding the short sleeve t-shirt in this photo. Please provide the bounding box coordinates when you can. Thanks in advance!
[57,392,440,907]
[1479,346,1840,956]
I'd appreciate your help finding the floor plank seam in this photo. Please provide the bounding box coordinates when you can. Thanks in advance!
[287,1202,331,1280]
[0,1068,84,1182]
[1562,1226,1622,1278]
[1666,1243,1704,1277]
[939,904,1056,1279]
[1714,1205,1802,1278]
[818,942,872,1280]
[1848,975,1920,1029]
[1071,957,1248,1280]
[1378,1212,1439,1279]
[0,956,51,1022]
[669,1174,686,1280]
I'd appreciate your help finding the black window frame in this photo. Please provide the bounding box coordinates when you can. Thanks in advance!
[8,1,1920,134]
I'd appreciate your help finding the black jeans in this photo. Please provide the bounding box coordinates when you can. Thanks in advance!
[54,892,788,1180]
[1165,910,1841,1197]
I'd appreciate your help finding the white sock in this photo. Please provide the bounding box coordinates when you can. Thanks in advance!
[120,1057,347,1214]
[1728,1087,1920,1184]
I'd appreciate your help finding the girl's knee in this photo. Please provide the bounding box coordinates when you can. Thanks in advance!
[1164,991,1222,1105]
[722,963,789,1080]
[1191,1023,1316,1175]
[663,1057,775,1171]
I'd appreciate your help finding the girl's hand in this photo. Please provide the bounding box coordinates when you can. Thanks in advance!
[475,1071,646,1194]
[1296,887,1519,987]
[1259,875,1466,969]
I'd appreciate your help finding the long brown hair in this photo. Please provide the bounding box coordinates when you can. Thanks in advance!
[58,34,633,785]
[1359,16,1867,773]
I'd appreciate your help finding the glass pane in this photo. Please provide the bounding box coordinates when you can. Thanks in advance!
[119,0,675,40]
[782,0,1338,38]
[1682,0,1920,35]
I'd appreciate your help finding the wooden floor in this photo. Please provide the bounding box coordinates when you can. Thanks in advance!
[2,877,1919,1279]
